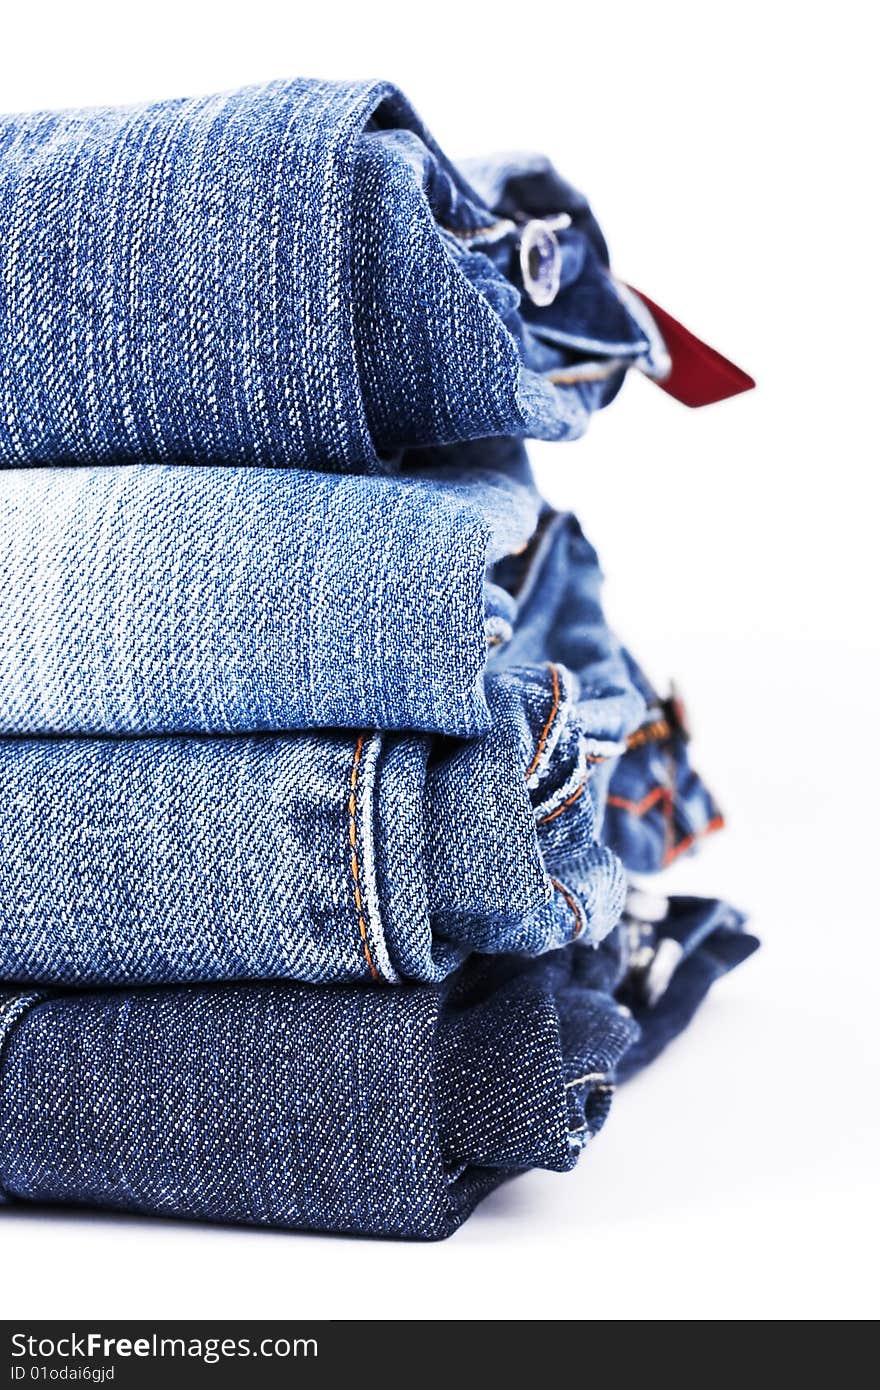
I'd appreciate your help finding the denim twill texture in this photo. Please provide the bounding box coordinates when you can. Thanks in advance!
[0,81,659,473]
[0,899,756,1239]
[0,495,616,984]
[0,463,726,987]
[0,76,755,1239]
[0,439,542,737]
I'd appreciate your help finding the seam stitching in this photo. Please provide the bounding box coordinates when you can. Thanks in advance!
[608,781,725,863]
[437,217,515,241]
[525,662,561,781]
[627,718,672,750]
[607,784,668,818]
[348,736,379,982]
[551,876,584,939]
[546,360,624,385]
[565,1071,607,1089]
[539,778,588,825]
[662,814,725,867]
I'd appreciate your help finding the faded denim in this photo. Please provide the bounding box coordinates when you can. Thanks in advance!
[0,440,542,738]
[0,81,660,473]
[0,438,730,987]
[0,503,635,985]
[0,75,756,1242]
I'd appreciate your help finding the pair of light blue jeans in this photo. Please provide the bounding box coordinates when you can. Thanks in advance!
[0,80,663,475]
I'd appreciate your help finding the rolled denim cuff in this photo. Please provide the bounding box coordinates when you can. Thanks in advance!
[0,80,655,472]
[0,901,754,1237]
[0,665,635,986]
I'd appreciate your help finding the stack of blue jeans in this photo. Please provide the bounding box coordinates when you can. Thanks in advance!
[0,80,756,1239]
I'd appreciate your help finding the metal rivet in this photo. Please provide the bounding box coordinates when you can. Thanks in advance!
[518,219,562,308]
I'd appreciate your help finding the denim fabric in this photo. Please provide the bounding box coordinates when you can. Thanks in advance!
[0,439,542,737]
[0,78,754,1246]
[615,894,756,1076]
[606,659,725,872]
[0,81,659,472]
[0,673,619,986]
[0,507,655,986]
[0,475,731,987]
[0,897,756,1240]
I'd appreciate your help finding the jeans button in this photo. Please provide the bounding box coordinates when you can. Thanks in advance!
[518,219,562,308]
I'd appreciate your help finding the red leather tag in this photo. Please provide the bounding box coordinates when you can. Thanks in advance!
[628,287,755,407]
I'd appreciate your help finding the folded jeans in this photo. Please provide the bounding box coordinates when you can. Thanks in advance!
[0,896,757,1240]
[0,440,545,737]
[0,466,727,986]
[0,80,660,472]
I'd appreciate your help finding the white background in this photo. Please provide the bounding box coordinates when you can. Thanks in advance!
[2,0,877,1321]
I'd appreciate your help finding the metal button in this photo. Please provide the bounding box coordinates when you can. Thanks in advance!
[518,219,562,308]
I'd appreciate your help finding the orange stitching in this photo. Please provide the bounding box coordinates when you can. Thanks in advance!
[551,878,584,939]
[606,785,668,818]
[607,778,724,863]
[525,663,561,780]
[348,736,379,982]
[658,756,672,861]
[626,718,672,751]
[539,778,588,825]
[546,362,622,386]
[662,815,725,867]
